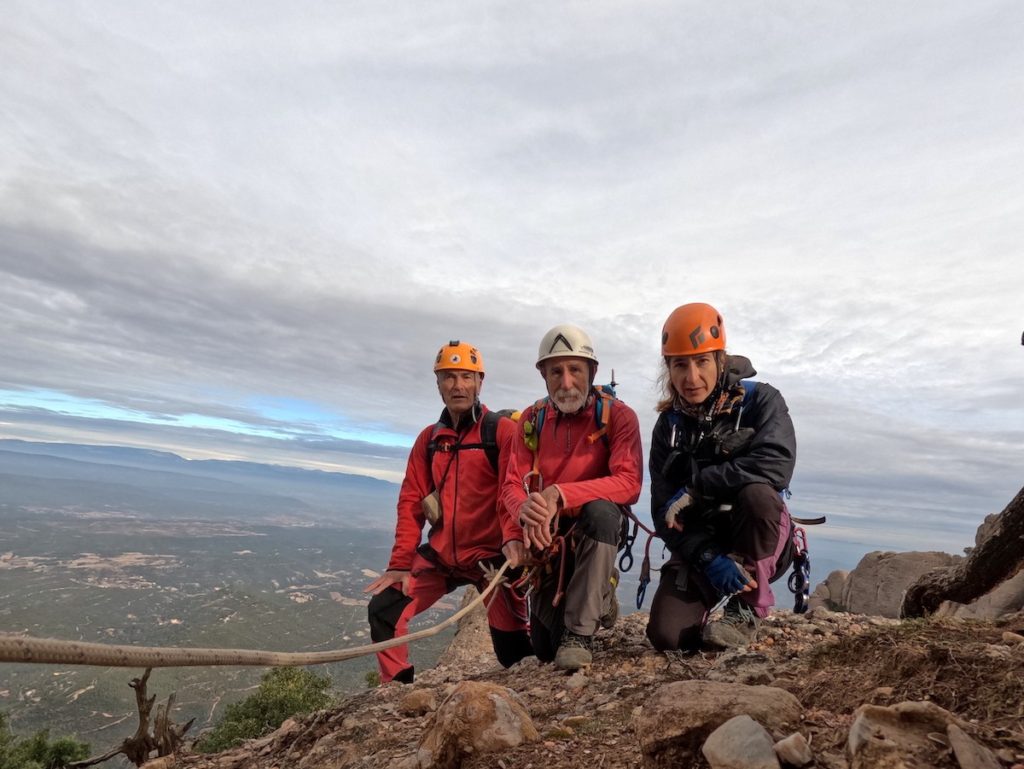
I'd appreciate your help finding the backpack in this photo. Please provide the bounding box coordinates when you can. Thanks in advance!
[425,409,515,480]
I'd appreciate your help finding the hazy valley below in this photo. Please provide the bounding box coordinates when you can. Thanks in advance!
[0,510,469,742]
[0,439,443,742]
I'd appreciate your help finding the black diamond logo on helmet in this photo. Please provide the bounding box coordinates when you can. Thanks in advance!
[689,326,705,349]
[548,333,574,354]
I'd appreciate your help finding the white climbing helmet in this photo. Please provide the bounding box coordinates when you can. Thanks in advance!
[535,324,599,368]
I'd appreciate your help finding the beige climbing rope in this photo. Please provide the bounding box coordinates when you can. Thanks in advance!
[0,563,508,668]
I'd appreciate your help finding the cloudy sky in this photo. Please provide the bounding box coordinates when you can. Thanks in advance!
[2,1,1021,570]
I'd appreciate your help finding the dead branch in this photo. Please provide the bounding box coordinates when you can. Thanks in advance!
[901,486,1024,618]
[69,668,193,768]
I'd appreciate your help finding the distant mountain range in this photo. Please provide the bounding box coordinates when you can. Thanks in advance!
[0,439,399,526]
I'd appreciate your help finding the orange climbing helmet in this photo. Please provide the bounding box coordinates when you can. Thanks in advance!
[661,303,726,356]
[433,340,485,375]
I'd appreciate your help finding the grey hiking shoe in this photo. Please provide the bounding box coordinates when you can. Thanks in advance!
[554,631,594,670]
[701,596,760,649]
[600,568,620,630]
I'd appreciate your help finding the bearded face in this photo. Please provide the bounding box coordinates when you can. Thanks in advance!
[542,357,592,415]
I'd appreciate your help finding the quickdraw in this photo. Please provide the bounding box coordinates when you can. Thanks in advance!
[617,507,658,610]
[788,526,811,614]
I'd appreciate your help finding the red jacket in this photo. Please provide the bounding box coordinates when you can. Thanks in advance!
[501,391,644,516]
[388,405,521,572]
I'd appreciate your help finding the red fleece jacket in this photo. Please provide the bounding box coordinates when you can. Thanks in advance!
[501,391,643,517]
[388,406,521,572]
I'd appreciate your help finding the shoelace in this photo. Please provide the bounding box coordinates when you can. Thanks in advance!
[561,633,592,650]
[720,599,757,627]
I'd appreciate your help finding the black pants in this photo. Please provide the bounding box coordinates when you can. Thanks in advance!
[645,483,788,652]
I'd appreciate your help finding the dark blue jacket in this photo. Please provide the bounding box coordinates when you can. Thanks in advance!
[649,355,796,559]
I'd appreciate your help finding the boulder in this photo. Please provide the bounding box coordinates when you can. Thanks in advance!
[634,681,802,768]
[808,569,849,612]
[840,551,961,617]
[416,681,538,769]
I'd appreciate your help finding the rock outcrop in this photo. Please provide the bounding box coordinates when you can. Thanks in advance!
[828,551,961,617]
[808,568,850,612]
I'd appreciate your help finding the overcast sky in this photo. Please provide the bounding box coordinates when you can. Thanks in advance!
[2,1,1021,570]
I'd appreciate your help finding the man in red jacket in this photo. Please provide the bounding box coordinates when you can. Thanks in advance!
[365,341,532,683]
[502,325,643,671]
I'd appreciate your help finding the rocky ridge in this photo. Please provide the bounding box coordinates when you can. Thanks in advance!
[154,602,1024,769]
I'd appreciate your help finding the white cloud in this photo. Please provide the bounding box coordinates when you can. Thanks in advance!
[1,1,1022,567]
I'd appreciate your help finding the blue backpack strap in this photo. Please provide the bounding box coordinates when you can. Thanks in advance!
[588,385,615,445]
[532,397,549,433]
[741,379,757,405]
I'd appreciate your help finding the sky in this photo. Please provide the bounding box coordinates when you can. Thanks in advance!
[1,1,1022,571]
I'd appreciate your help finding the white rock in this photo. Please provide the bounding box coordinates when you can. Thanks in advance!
[702,715,780,769]
[774,732,814,767]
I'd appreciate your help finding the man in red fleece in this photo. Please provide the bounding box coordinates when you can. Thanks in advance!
[502,324,643,671]
[365,341,532,683]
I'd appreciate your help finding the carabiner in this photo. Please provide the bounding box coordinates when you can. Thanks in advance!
[636,577,649,610]
[619,548,634,573]
[522,469,543,495]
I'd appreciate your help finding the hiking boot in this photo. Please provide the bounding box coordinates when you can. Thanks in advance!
[701,596,760,649]
[554,631,593,671]
[600,568,620,630]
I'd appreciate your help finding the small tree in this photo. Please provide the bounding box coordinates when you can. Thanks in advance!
[0,713,90,769]
[195,667,332,753]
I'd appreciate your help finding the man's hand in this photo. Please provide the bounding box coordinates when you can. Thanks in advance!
[663,488,692,532]
[518,486,561,549]
[502,540,527,568]
[364,569,411,596]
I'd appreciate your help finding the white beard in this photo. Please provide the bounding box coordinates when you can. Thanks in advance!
[552,387,587,414]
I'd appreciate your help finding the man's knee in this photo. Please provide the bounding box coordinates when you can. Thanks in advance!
[577,500,623,544]
[490,627,534,668]
[367,587,411,641]
[530,620,559,663]
[737,483,783,523]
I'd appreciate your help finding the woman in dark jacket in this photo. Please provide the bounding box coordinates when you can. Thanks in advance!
[646,303,796,651]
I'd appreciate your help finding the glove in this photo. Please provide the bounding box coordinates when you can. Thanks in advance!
[703,554,753,595]
[663,488,693,531]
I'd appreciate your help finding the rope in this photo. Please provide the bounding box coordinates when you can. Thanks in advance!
[0,563,509,669]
